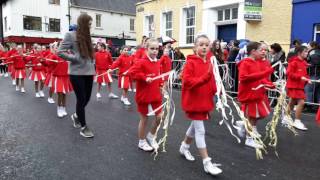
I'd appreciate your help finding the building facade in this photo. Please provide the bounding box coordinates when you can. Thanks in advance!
[2,0,69,48]
[291,0,320,44]
[136,0,203,54]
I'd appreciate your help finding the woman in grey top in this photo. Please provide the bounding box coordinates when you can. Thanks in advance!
[58,14,95,138]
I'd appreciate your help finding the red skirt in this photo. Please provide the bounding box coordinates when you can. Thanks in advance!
[137,102,162,116]
[287,88,306,99]
[241,98,271,119]
[316,107,320,124]
[14,69,26,79]
[118,75,131,89]
[44,72,53,87]
[52,76,73,94]
[29,70,46,81]
[185,111,210,120]
[95,69,112,84]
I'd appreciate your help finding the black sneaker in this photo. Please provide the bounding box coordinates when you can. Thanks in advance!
[71,113,81,128]
[80,126,94,138]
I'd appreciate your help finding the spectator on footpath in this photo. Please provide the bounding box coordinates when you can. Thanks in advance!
[270,43,286,82]
[287,39,302,62]
[227,40,240,95]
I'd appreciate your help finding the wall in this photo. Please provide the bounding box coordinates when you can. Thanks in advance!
[245,0,292,52]
[291,0,320,44]
[136,0,203,55]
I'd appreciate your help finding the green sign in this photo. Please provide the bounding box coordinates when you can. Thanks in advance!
[244,0,262,21]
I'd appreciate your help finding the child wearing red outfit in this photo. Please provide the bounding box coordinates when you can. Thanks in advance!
[110,46,133,105]
[159,48,172,82]
[237,42,274,149]
[43,44,55,104]
[7,44,18,85]
[179,34,222,176]
[12,45,27,93]
[286,46,310,131]
[316,107,320,125]
[94,43,118,100]
[127,38,163,152]
[27,45,46,98]
[50,43,73,118]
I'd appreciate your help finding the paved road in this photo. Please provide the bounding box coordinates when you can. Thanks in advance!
[0,77,319,180]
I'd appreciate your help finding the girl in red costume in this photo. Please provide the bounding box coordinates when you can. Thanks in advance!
[110,46,133,105]
[285,46,310,131]
[43,43,55,104]
[179,34,222,176]
[12,45,27,93]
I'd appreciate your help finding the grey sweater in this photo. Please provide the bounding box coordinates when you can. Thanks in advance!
[58,32,95,75]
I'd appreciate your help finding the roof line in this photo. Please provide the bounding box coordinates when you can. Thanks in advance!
[136,0,156,6]
[71,5,136,16]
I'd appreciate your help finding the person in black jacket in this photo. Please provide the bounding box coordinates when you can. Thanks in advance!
[227,40,240,96]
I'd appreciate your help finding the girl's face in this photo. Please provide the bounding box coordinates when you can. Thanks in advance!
[195,37,210,57]
[147,41,159,59]
[215,42,220,49]
[122,48,129,55]
[97,44,103,51]
[299,49,308,59]
[36,46,41,52]
[258,45,268,58]
[163,48,169,56]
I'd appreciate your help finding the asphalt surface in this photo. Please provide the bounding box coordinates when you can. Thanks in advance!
[0,76,319,180]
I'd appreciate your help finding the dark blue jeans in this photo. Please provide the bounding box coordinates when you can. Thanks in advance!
[305,75,320,104]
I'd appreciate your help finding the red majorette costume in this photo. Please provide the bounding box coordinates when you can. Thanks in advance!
[6,48,18,79]
[110,54,133,89]
[50,54,73,94]
[41,50,51,75]
[159,54,172,81]
[128,55,162,116]
[43,52,55,88]
[181,55,217,120]
[134,47,146,62]
[94,49,113,84]
[12,53,27,79]
[286,56,309,99]
[237,57,274,119]
[26,52,46,82]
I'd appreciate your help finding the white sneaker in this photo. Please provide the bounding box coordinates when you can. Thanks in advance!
[21,88,25,93]
[108,93,119,99]
[128,88,132,92]
[39,91,45,97]
[235,121,245,138]
[203,158,222,176]
[47,97,55,104]
[252,126,261,138]
[282,115,291,126]
[138,140,154,152]
[245,137,263,149]
[4,73,9,77]
[146,133,159,150]
[123,98,131,105]
[96,92,102,99]
[15,86,20,91]
[133,89,136,93]
[179,142,195,161]
[12,80,16,85]
[120,96,124,102]
[0,73,3,77]
[35,92,40,98]
[293,119,308,131]
[62,107,68,116]
[57,107,64,118]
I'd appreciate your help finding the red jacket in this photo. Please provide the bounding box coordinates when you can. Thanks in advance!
[286,56,309,89]
[95,50,113,70]
[237,57,273,103]
[134,47,146,62]
[181,55,217,113]
[25,52,45,71]
[49,54,69,76]
[110,54,133,75]
[12,53,27,69]
[128,55,162,104]
[42,52,55,73]
[159,55,172,81]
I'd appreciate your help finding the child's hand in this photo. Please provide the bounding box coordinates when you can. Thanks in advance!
[301,77,312,84]
[146,77,153,83]
[37,63,42,66]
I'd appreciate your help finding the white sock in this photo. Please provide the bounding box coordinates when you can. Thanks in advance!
[203,157,211,164]
[147,132,155,139]
[139,139,146,145]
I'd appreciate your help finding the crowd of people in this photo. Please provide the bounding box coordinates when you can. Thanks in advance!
[0,13,320,177]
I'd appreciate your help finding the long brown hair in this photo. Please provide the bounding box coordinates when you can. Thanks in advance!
[211,40,223,62]
[76,14,93,59]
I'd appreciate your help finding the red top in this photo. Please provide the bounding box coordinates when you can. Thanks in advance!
[95,50,113,70]
[128,55,162,104]
[41,50,51,58]
[286,56,309,89]
[134,47,146,63]
[237,57,273,103]
[181,55,217,114]
[223,49,229,62]
[49,54,69,76]
[26,52,45,71]
[110,54,133,75]
[12,53,27,69]
[159,55,172,81]
[42,52,55,73]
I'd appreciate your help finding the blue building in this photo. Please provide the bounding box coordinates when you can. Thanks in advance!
[292,0,320,44]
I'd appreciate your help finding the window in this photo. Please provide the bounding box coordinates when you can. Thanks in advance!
[23,16,42,31]
[163,11,173,37]
[4,17,7,32]
[146,15,154,37]
[130,19,135,31]
[225,9,231,20]
[314,24,320,43]
[232,8,238,19]
[184,6,195,44]
[49,18,60,32]
[218,10,223,21]
[96,14,101,28]
[49,0,60,5]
